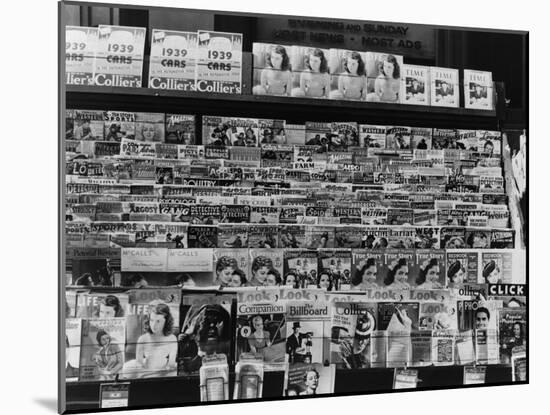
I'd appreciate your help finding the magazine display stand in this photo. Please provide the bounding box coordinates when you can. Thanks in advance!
[59,2,527,413]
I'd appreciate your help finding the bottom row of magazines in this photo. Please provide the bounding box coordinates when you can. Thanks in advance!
[90,351,526,408]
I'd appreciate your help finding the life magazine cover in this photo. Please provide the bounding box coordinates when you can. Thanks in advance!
[252,43,293,97]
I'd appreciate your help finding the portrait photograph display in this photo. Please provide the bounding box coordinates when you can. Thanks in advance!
[59,1,528,414]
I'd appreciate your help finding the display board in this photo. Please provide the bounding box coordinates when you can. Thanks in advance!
[59,2,528,414]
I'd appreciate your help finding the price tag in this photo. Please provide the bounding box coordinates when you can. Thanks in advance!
[65,26,97,85]
[99,382,130,408]
[149,29,197,91]
[393,368,419,389]
[463,365,486,385]
[196,30,242,94]
[94,25,146,88]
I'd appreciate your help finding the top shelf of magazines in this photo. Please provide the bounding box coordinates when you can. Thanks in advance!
[64,25,501,121]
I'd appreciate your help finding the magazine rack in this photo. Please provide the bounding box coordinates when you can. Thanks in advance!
[60,1,527,413]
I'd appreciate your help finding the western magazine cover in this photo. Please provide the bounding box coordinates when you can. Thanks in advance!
[196,31,243,94]
[149,30,197,91]
[94,25,146,87]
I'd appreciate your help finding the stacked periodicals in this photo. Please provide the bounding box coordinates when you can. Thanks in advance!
[64,108,526,400]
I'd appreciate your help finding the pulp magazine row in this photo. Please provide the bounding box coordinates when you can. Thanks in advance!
[66,109,502,149]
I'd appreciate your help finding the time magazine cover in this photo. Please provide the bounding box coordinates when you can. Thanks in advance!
[252,43,293,97]
[430,67,459,108]
[94,25,146,87]
[66,26,98,85]
[328,49,367,101]
[236,301,287,371]
[464,69,494,110]
[330,301,378,369]
[290,46,330,99]
[178,292,235,376]
[400,64,430,106]
[196,31,243,94]
[286,300,331,365]
[149,30,197,91]
[365,52,403,103]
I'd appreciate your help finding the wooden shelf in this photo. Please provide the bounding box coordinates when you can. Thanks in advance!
[65,85,500,130]
[64,364,515,413]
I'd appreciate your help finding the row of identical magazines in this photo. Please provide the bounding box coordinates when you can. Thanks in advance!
[66,109,502,149]
[65,286,526,400]
[65,246,525,289]
[253,44,494,109]
[64,25,494,109]
[66,25,242,92]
